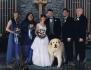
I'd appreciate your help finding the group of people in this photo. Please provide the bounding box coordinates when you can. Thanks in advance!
[6,8,87,68]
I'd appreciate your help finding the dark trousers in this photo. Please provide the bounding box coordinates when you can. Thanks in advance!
[63,38,73,63]
[74,39,86,63]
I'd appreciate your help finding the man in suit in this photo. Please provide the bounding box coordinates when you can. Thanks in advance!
[62,8,74,64]
[46,9,61,65]
[74,8,87,64]
[46,9,61,40]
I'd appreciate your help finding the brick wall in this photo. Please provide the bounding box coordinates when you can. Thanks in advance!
[17,0,64,22]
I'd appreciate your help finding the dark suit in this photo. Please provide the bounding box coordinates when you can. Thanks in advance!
[46,17,61,40]
[74,15,87,63]
[62,16,74,63]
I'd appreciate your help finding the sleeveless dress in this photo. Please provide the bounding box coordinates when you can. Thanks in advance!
[6,19,20,65]
[31,23,51,67]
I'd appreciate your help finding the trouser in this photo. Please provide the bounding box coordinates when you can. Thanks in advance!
[63,39,73,63]
[74,39,86,63]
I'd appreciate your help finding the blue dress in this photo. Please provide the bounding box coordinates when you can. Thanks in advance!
[20,20,35,64]
[6,19,20,65]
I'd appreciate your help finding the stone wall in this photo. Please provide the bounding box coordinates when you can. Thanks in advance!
[17,0,64,22]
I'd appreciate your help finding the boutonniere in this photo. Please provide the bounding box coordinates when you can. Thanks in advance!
[64,19,66,22]
[55,20,57,21]
[77,17,79,21]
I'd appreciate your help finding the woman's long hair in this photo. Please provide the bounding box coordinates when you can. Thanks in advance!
[40,14,46,24]
[25,12,35,24]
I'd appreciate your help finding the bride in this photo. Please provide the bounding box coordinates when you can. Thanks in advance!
[31,14,51,67]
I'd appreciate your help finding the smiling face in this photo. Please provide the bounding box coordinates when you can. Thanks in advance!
[41,16,46,22]
[13,12,19,19]
[47,11,54,17]
[63,10,69,17]
[49,38,61,49]
[76,8,83,17]
[28,14,33,21]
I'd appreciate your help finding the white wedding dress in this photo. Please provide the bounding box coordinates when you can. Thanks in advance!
[31,23,51,67]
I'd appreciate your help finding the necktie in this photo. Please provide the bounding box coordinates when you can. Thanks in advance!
[28,25,33,39]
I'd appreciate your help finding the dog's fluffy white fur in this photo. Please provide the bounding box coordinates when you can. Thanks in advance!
[48,38,65,68]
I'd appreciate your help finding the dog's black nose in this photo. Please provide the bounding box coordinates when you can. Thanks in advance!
[54,44,57,48]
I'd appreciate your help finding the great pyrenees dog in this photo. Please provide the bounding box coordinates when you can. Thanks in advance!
[48,38,65,68]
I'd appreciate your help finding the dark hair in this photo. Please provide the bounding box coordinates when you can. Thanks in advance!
[25,12,35,24]
[40,14,46,24]
[40,14,46,18]
[26,12,33,20]
[63,8,69,12]
[48,9,53,12]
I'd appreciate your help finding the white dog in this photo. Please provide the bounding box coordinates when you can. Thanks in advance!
[48,38,65,68]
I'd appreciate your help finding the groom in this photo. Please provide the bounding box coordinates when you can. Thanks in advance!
[46,9,61,40]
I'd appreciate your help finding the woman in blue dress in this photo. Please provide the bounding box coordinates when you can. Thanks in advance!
[20,12,36,64]
[6,11,20,68]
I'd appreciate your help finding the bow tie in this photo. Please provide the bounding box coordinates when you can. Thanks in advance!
[49,17,53,19]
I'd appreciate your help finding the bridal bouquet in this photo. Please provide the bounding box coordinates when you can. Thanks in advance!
[37,29,46,38]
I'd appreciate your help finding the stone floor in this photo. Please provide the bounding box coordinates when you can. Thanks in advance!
[0,46,91,70]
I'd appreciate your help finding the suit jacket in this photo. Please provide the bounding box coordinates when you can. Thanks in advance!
[62,16,74,40]
[62,16,74,38]
[74,15,87,39]
[46,17,61,39]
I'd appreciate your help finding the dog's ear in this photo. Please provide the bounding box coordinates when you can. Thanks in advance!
[49,42,52,45]
[48,42,52,48]
[60,42,64,46]
[58,40,64,46]
[58,39,61,43]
